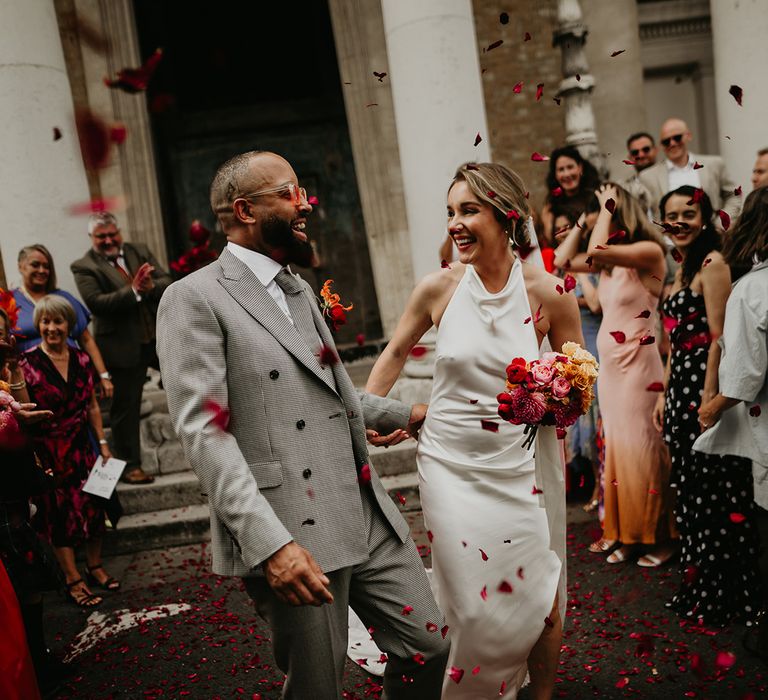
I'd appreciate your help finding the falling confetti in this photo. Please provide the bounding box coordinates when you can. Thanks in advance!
[636,309,651,319]
[605,198,616,214]
[717,210,731,231]
[448,666,465,684]
[203,398,230,431]
[373,71,387,81]
[481,420,499,433]
[611,49,626,57]
[104,48,163,92]
[53,127,62,141]
[646,382,664,392]
[401,605,414,616]
[750,405,761,417]
[728,84,743,106]
[729,512,746,524]
[536,83,544,101]
[317,344,339,367]
[513,81,523,93]
[531,152,550,162]
[609,331,626,344]
[497,580,514,593]
[639,334,656,346]
[308,195,319,205]
[486,39,504,52]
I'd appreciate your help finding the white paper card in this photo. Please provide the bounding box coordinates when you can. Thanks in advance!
[82,457,127,499]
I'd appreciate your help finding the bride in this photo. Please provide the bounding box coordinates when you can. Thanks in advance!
[366,162,583,698]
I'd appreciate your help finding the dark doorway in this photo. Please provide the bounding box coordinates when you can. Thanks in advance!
[133,0,382,344]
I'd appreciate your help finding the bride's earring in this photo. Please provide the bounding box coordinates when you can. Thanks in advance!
[507,225,520,248]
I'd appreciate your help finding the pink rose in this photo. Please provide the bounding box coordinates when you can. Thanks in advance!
[530,362,555,386]
[551,376,571,399]
[539,352,560,367]
[511,387,548,424]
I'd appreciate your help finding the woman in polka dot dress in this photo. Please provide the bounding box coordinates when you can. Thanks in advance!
[653,186,762,625]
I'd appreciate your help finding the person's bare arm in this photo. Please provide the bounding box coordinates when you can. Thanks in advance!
[79,329,113,398]
[577,274,601,314]
[699,253,731,405]
[87,391,112,461]
[652,351,672,432]
[553,214,591,272]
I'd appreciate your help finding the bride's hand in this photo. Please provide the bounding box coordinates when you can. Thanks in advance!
[366,428,410,448]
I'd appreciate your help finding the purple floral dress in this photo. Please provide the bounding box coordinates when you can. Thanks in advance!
[22,348,105,547]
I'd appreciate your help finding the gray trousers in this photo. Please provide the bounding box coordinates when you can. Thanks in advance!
[244,486,449,699]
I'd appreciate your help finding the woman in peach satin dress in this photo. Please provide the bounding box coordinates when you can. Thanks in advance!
[555,184,676,566]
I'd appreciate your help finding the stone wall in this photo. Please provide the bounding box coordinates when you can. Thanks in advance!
[472,1,566,211]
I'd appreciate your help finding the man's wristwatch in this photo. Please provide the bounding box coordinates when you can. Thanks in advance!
[100,372,112,380]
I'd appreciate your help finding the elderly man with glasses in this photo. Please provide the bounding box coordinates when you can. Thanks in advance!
[620,131,658,216]
[639,117,741,230]
[71,212,172,484]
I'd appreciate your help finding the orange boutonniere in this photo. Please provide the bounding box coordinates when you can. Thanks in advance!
[319,279,353,332]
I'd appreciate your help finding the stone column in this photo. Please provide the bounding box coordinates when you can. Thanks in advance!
[710,0,768,191]
[381,0,491,284]
[552,0,605,176]
[0,0,91,294]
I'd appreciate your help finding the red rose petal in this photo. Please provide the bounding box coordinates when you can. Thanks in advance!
[396,491,407,506]
[635,309,651,318]
[532,485,543,494]
[441,259,451,269]
[544,616,554,628]
[728,84,743,106]
[524,32,532,41]
[410,345,428,358]
[472,665,481,675]
[317,344,339,367]
[497,580,514,593]
[474,132,483,147]
[401,605,414,615]
[749,404,761,417]
[203,398,230,431]
[686,188,705,206]
[441,624,449,638]
[481,420,499,432]
[671,248,683,263]
[448,666,464,684]
[639,334,656,346]
[607,229,626,244]
[531,151,550,162]
[646,382,664,392]
[551,186,564,197]
[517,566,525,579]
[53,126,62,141]
[513,81,523,94]
[486,39,503,52]
[425,622,438,633]
[729,512,746,523]
[648,488,659,495]
[356,333,366,346]
[615,677,630,688]
[563,274,576,292]
[555,285,564,295]
[359,464,371,485]
[427,530,433,542]
[610,331,626,343]
[604,198,616,214]
[68,196,125,215]
[506,209,520,220]
[110,123,128,144]
[308,195,319,205]
[412,653,425,665]
[715,650,736,670]
[479,548,489,561]
[536,83,544,101]
[735,185,742,196]
[693,161,704,170]
[717,209,731,231]
[480,586,488,601]
[104,47,163,93]
[622,159,636,165]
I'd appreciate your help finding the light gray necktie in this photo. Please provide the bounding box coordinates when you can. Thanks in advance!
[274,268,319,351]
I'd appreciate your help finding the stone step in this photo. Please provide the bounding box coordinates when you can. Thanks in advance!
[368,440,416,477]
[380,471,421,513]
[102,503,210,557]
[116,471,206,515]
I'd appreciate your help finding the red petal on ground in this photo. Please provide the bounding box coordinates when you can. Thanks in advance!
[536,83,544,101]
[448,666,465,684]
[474,132,483,147]
[497,580,514,593]
[611,49,626,57]
[750,404,762,417]
[481,420,499,432]
[639,334,656,346]
[531,152,550,161]
[646,382,664,392]
[203,398,230,431]
[729,512,746,523]
[717,209,731,231]
[401,605,414,616]
[728,84,743,106]
[609,331,626,343]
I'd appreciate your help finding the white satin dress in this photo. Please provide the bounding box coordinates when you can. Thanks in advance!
[417,260,566,698]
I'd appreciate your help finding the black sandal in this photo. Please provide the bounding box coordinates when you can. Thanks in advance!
[66,579,102,608]
[86,564,121,591]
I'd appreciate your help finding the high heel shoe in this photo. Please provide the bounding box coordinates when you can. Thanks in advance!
[85,563,120,591]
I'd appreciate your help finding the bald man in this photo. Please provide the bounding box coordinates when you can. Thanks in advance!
[639,118,741,229]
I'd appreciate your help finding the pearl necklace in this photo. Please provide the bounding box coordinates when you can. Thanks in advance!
[41,345,69,362]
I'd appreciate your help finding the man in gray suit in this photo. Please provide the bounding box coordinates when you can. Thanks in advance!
[157,151,449,698]
[639,117,741,229]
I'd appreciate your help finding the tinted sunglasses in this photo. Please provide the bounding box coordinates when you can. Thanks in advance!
[661,133,684,148]
[630,145,652,157]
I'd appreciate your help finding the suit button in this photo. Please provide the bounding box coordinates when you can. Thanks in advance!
[302,468,312,479]
[296,420,306,430]
[269,370,279,380]
[347,410,355,419]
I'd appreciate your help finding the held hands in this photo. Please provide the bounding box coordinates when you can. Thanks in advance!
[697,398,722,432]
[132,262,155,294]
[366,402,428,448]
[263,541,334,607]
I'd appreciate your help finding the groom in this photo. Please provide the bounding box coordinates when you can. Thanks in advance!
[157,151,448,698]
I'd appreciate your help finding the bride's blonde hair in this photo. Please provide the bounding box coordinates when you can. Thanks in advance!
[449,162,531,248]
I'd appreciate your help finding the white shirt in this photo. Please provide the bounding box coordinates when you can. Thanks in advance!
[666,153,701,191]
[226,242,294,323]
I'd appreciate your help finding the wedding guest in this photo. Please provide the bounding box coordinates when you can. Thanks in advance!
[621,132,657,215]
[71,212,173,484]
[696,186,767,645]
[557,183,675,566]
[367,162,584,698]
[540,145,601,247]
[21,295,118,608]
[753,148,768,190]
[640,117,741,227]
[651,185,761,624]
[12,244,113,398]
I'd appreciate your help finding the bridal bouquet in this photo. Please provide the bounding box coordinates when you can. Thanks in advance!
[497,342,598,448]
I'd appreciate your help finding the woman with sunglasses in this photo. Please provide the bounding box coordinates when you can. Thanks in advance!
[655,185,762,626]
[12,245,113,399]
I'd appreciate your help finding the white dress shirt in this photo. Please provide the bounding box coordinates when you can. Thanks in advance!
[226,242,294,323]
[666,154,702,191]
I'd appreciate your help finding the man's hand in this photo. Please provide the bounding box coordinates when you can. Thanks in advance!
[132,262,155,294]
[262,542,333,607]
[366,427,410,447]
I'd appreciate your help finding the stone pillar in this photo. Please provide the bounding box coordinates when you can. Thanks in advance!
[0,0,91,294]
[710,0,768,191]
[381,0,491,284]
[327,0,414,338]
[552,0,605,176]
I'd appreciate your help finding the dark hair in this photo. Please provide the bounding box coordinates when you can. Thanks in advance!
[545,146,601,209]
[659,186,719,286]
[758,147,768,157]
[721,186,768,279]
[626,132,655,149]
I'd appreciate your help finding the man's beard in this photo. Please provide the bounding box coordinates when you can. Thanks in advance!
[261,214,314,268]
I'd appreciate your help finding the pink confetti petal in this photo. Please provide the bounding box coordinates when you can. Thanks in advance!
[513,81,523,94]
[401,605,414,616]
[531,151,550,162]
[448,666,464,684]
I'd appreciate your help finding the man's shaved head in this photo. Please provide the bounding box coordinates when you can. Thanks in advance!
[660,118,689,140]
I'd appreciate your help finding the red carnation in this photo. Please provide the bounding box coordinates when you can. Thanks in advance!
[506,358,528,384]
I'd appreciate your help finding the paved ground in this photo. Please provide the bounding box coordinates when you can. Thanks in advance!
[46,505,766,699]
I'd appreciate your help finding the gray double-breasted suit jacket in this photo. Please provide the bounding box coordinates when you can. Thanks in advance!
[156,249,412,577]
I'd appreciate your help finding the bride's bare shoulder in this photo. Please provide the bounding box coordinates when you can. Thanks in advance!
[416,262,465,298]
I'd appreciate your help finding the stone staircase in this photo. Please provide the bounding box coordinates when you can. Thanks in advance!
[102,360,426,556]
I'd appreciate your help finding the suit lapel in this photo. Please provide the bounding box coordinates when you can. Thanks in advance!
[90,249,128,289]
[123,244,140,276]
[217,250,337,394]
